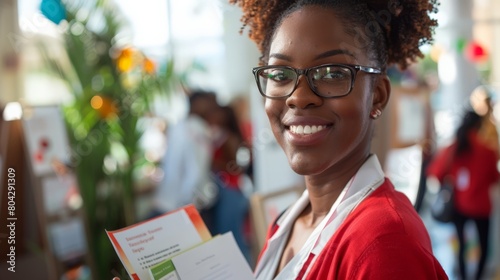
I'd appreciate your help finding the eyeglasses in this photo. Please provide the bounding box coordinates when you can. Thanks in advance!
[252,63,382,99]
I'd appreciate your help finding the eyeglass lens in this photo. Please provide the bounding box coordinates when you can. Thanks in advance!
[257,65,353,98]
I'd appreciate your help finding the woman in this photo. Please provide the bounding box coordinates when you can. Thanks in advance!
[230,0,447,279]
[427,111,499,280]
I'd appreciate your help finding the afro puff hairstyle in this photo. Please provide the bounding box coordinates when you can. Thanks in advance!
[230,0,438,70]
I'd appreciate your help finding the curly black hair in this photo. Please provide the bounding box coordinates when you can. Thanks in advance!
[455,110,483,155]
[229,0,438,70]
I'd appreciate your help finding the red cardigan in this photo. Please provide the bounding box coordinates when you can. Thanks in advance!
[259,180,448,280]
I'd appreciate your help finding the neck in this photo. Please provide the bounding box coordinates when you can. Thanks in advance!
[303,154,371,225]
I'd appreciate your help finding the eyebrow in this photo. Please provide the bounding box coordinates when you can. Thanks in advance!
[269,49,356,62]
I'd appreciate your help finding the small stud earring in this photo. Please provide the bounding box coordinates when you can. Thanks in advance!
[371,108,382,119]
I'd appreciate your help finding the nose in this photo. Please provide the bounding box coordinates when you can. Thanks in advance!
[285,75,323,109]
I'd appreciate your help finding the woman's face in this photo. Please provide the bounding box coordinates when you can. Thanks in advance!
[265,6,389,177]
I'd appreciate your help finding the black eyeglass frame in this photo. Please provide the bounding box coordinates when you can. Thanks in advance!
[252,63,382,99]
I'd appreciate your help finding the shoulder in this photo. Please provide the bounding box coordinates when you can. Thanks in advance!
[313,180,445,279]
[468,131,499,163]
[344,233,447,280]
[333,179,432,262]
[344,180,430,243]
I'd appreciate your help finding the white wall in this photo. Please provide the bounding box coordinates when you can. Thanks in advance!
[434,0,481,136]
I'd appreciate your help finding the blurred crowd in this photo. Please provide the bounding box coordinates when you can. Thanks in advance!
[149,89,254,263]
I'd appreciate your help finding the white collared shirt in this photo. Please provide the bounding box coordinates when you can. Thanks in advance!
[255,155,386,280]
[154,115,213,212]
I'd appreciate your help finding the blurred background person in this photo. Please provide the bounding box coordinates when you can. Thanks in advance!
[151,90,219,230]
[427,110,500,280]
[210,104,252,263]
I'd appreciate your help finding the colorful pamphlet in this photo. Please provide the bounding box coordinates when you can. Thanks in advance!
[107,204,255,280]
[106,205,212,280]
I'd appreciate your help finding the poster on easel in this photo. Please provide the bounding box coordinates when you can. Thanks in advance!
[22,106,72,176]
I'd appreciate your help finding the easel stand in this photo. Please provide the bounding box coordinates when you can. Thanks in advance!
[0,106,95,279]
[0,119,54,279]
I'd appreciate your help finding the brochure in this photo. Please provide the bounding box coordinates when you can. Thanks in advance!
[149,232,254,280]
[107,204,255,280]
[106,205,212,280]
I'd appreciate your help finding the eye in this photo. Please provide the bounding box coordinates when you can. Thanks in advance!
[312,66,350,82]
[264,68,295,83]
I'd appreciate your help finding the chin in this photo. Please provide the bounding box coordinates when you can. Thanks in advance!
[288,157,328,176]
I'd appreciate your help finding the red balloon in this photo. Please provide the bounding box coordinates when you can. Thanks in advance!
[466,42,488,63]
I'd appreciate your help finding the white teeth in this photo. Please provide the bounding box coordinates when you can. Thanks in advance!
[296,125,304,134]
[303,125,311,134]
[289,125,326,135]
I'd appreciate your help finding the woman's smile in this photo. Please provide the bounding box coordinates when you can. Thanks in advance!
[288,124,327,135]
[283,115,334,146]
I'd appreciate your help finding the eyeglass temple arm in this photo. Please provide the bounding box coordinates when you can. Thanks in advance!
[357,66,382,74]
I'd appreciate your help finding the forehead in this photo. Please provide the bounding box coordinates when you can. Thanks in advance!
[269,6,370,66]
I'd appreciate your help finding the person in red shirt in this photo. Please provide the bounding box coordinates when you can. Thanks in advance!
[427,110,500,280]
[229,0,447,279]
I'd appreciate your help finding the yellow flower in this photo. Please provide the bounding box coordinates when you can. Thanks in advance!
[116,47,136,72]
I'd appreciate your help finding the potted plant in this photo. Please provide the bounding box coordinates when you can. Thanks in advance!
[39,0,176,278]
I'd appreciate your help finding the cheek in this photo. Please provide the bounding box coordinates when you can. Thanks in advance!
[264,100,286,143]
[264,100,282,125]
[333,94,366,118]
[333,95,372,142]
[343,88,373,120]
[348,101,369,122]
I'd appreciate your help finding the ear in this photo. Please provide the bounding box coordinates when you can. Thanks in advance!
[372,74,391,110]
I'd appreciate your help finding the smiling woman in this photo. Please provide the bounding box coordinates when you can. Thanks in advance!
[230,0,447,279]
